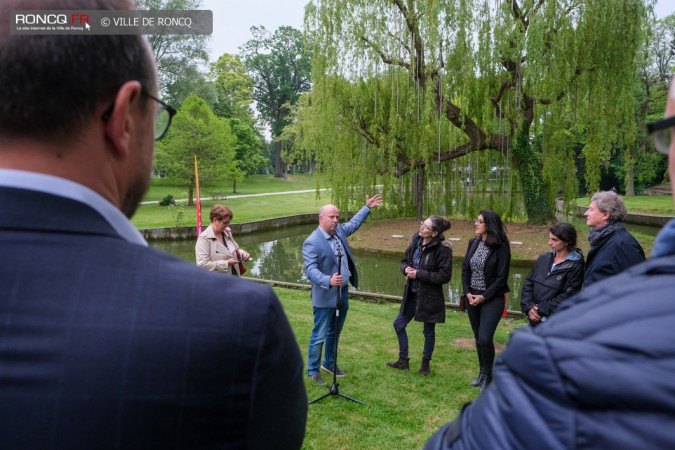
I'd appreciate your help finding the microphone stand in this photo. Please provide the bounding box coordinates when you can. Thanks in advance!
[309,235,366,406]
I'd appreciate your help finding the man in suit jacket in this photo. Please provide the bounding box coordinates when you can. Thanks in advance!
[302,196,382,385]
[0,1,307,448]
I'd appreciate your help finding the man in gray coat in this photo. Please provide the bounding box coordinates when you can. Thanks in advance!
[303,195,382,385]
[583,190,645,287]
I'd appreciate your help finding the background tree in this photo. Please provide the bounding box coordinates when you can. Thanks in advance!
[163,65,217,108]
[278,94,317,174]
[241,25,312,178]
[138,0,210,106]
[610,11,674,196]
[300,0,650,222]
[210,54,270,188]
[210,54,256,124]
[649,13,675,84]
[647,12,675,186]
[157,94,236,205]
[229,118,268,192]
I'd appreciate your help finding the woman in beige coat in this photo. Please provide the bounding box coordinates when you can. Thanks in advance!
[195,204,250,276]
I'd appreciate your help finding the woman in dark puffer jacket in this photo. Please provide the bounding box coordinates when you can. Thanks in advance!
[521,223,585,326]
[386,216,453,376]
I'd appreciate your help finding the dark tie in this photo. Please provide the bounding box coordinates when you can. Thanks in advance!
[334,235,349,280]
[333,235,342,258]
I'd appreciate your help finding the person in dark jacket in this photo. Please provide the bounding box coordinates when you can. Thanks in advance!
[423,75,675,450]
[583,190,645,287]
[520,223,584,326]
[386,216,453,376]
[461,210,511,392]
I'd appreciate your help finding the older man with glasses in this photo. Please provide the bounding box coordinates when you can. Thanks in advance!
[424,77,675,449]
[0,0,306,449]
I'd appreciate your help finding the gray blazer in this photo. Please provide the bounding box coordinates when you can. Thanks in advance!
[302,206,371,307]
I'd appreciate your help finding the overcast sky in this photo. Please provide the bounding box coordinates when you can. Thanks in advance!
[200,0,309,63]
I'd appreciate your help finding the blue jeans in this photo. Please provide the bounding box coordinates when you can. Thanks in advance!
[307,288,349,376]
[393,289,436,359]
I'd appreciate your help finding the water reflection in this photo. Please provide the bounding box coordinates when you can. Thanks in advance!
[150,224,531,311]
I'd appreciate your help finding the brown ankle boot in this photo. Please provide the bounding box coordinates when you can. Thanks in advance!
[419,357,431,376]
[386,357,409,370]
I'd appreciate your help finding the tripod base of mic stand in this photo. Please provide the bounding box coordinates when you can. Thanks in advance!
[308,382,367,406]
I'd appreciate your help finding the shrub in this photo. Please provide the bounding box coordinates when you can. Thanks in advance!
[159,194,176,206]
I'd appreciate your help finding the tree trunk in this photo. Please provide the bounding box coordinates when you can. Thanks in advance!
[187,187,194,207]
[625,164,635,196]
[511,121,554,224]
[233,179,237,194]
[414,165,425,221]
[273,140,285,178]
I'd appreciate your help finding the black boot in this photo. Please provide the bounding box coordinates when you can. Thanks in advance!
[418,357,431,376]
[470,370,485,387]
[386,357,409,370]
[479,371,492,393]
[472,341,485,387]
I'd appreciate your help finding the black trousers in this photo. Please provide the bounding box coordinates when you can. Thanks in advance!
[466,293,504,373]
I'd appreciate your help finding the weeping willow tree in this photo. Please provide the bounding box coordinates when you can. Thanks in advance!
[296,0,651,223]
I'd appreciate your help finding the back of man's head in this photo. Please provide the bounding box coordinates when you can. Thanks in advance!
[0,0,154,143]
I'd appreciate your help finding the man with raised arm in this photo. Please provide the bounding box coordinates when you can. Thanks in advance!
[303,195,382,385]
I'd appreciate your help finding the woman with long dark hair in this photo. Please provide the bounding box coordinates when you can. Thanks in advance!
[521,223,585,326]
[386,216,453,376]
[461,210,511,392]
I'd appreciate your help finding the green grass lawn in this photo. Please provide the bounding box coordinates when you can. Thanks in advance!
[131,192,328,229]
[133,176,674,232]
[274,287,527,450]
[132,174,328,229]
[143,173,319,202]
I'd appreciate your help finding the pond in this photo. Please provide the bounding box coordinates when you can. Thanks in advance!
[149,224,532,311]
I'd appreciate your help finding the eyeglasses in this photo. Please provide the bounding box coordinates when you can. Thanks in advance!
[145,90,176,140]
[420,221,433,231]
[101,87,177,141]
[646,115,675,155]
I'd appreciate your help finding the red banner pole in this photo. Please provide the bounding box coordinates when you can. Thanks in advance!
[194,154,202,236]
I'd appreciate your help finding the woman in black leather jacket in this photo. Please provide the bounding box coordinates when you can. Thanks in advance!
[386,216,453,376]
[462,210,511,392]
[521,223,585,326]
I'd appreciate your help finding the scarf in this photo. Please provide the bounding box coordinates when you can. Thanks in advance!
[410,238,424,292]
[588,220,624,247]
